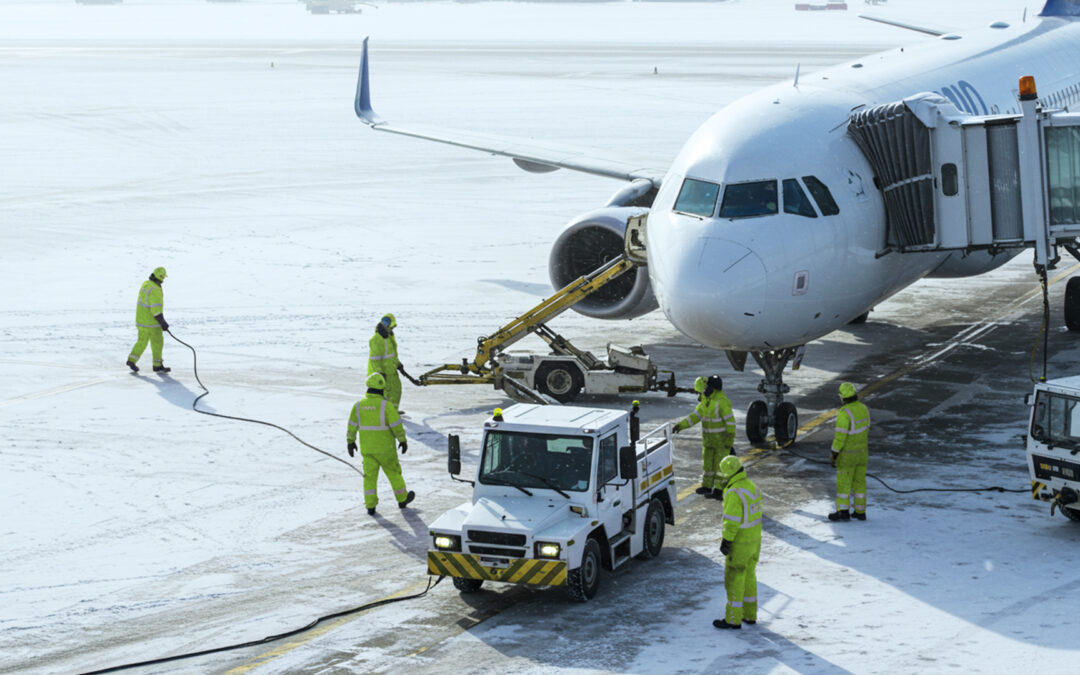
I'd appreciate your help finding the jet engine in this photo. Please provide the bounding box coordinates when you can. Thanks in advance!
[548,206,658,320]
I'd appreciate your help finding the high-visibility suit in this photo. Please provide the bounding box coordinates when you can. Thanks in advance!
[832,400,870,515]
[347,392,409,509]
[721,471,763,626]
[674,390,736,489]
[128,276,165,368]
[368,325,402,407]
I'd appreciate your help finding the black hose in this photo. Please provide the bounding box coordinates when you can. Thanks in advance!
[166,329,362,477]
[776,444,1028,494]
[78,575,443,675]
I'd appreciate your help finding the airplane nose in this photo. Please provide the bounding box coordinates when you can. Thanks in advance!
[653,237,767,349]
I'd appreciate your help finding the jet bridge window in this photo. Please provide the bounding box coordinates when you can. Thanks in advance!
[783,179,818,218]
[674,178,720,217]
[719,180,778,218]
[1046,126,1080,226]
[802,176,840,216]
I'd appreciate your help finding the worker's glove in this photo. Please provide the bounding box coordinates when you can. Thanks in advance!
[397,362,406,373]
[728,446,735,457]
[720,539,733,556]
[830,451,838,468]
[398,441,408,454]
[672,426,681,434]
[347,442,357,458]
[155,314,169,331]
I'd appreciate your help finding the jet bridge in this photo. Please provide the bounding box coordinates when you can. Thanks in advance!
[848,78,1080,268]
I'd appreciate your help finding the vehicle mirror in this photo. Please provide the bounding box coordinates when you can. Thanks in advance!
[448,434,461,476]
[619,445,637,480]
[1024,393,1032,406]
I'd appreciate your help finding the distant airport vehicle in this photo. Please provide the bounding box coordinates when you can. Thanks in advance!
[355,1,1080,443]
[428,403,675,601]
[304,0,361,14]
[1027,377,1080,523]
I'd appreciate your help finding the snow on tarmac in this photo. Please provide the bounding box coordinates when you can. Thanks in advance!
[2,0,1078,673]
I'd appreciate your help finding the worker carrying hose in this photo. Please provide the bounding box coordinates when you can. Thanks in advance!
[347,372,415,516]
[673,375,736,499]
[828,382,870,522]
[126,266,171,374]
[367,313,417,412]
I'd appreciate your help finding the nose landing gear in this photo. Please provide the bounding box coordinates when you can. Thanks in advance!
[744,347,802,446]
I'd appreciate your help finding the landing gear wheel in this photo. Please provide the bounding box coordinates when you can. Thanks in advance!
[746,400,769,445]
[1066,277,1080,332]
[566,538,601,601]
[534,361,583,403]
[849,311,870,325]
[774,401,798,446]
[452,577,483,593]
[635,499,666,560]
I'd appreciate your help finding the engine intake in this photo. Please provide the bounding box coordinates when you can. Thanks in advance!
[548,207,657,320]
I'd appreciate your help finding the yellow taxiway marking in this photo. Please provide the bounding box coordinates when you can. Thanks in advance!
[225,580,431,674]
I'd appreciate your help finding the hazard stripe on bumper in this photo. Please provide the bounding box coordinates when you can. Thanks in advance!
[427,551,567,586]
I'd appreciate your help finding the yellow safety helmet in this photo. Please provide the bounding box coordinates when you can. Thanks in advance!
[694,376,708,393]
[839,382,857,399]
[366,372,386,389]
[719,454,742,481]
[493,407,504,421]
[153,266,167,280]
[380,313,397,329]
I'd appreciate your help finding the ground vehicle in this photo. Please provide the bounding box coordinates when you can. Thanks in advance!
[426,403,676,600]
[1026,377,1080,522]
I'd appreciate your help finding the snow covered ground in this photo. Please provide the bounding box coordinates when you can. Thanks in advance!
[2,0,1079,673]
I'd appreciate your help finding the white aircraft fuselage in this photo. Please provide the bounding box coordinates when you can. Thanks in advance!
[649,16,1080,351]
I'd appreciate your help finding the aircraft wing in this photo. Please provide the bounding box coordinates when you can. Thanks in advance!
[354,38,667,186]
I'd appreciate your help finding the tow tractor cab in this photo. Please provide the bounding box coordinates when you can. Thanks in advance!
[428,403,676,601]
[1027,377,1080,523]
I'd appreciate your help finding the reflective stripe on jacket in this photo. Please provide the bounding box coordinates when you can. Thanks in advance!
[674,391,735,446]
[721,474,763,544]
[367,331,399,374]
[135,279,164,328]
[347,393,406,454]
[831,400,870,460]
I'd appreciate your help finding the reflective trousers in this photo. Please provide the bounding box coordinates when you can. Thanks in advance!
[374,369,402,408]
[835,461,868,514]
[361,448,408,509]
[129,326,164,366]
[724,540,759,625]
[701,441,726,489]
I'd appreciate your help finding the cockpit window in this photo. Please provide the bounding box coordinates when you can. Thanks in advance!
[719,180,778,218]
[783,179,818,218]
[674,178,720,217]
[802,176,840,216]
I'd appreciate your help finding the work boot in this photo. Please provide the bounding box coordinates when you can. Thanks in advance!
[706,489,723,500]
[713,619,741,630]
[743,620,757,625]
[367,507,376,516]
[126,360,139,373]
[828,510,851,522]
[695,485,711,495]
[852,511,867,521]
[153,363,171,373]
[398,491,416,509]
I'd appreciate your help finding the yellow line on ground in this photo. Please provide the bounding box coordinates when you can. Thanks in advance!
[224,579,431,674]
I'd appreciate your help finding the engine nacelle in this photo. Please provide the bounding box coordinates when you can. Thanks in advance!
[548,206,658,320]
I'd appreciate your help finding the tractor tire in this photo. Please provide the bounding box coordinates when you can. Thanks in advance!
[534,361,583,403]
[1066,277,1080,332]
[566,538,601,602]
[635,499,666,560]
[452,577,483,593]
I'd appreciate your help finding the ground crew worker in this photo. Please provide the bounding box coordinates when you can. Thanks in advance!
[673,375,736,498]
[347,372,415,516]
[713,455,762,630]
[368,313,406,411]
[126,266,171,374]
[829,382,870,522]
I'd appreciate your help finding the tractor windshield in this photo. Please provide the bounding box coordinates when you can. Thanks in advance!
[1031,390,1080,450]
[479,430,593,493]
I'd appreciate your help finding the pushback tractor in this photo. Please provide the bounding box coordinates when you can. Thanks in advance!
[426,402,676,601]
[1026,377,1080,522]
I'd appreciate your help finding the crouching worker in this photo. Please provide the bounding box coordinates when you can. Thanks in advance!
[346,372,415,516]
[714,455,762,630]
[673,375,735,499]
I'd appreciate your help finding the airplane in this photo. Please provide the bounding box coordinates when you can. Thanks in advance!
[354,0,1080,444]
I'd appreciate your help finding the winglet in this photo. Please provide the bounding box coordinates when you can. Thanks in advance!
[355,37,383,125]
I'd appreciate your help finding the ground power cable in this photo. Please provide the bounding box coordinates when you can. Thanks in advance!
[775,444,1028,494]
[77,576,444,675]
[165,329,363,477]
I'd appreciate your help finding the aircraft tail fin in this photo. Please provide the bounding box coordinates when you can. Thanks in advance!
[1041,0,1080,18]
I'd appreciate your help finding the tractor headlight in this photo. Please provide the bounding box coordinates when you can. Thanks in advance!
[535,542,561,559]
[433,535,461,551]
